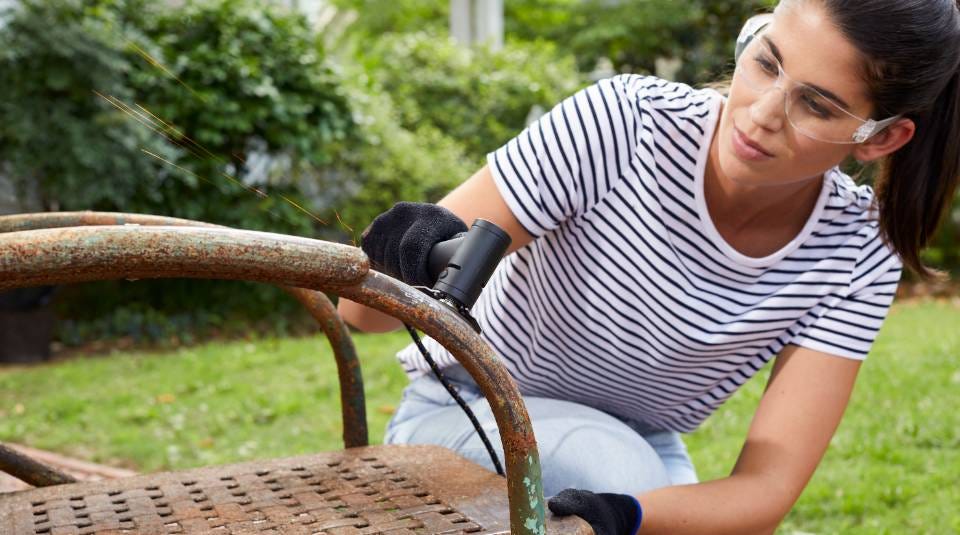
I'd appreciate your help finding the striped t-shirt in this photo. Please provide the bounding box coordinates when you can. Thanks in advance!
[397,74,902,433]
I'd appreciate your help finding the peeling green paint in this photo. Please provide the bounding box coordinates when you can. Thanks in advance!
[524,476,540,509]
[521,454,546,534]
[525,516,546,535]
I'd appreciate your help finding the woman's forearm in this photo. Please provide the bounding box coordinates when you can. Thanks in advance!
[636,474,790,535]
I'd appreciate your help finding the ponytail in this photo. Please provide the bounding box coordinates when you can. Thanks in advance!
[874,69,960,279]
[817,0,960,279]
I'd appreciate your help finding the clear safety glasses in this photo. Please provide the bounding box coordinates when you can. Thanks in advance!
[733,19,900,144]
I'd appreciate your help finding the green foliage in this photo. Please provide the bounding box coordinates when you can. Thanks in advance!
[920,201,960,276]
[320,28,586,232]
[336,0,775,84]
[320,69,475,236]
[53,280,313,346]
[327,0,446,39]
[125,0,353,234]
[0,0,357,342]
[0,0,353,232]
[0,0,170,210]
[361,32,586,158]
[132,0,350,171]
[504,0,777,83]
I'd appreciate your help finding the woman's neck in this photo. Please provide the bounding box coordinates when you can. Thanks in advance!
[704,134,824,257]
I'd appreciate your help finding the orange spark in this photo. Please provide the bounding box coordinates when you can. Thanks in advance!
[140,149,220,189]
[126,39,206,102]
[134,103,223,163]
[278,194,327,226]
[333,209,357,245]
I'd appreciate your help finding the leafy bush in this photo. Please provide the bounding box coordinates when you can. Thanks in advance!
[503,0,778,83]
[318,28,585,232]
[126,0,353,235]
[327,0,446,39]
[334,0,776,84]
[0,0,357,343]
[319,70,475,236]
[359,32,586,159]
[1,0,353,228]
[0,0,170,211]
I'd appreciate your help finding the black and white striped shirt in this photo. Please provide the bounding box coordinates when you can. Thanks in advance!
[398,75,902,433]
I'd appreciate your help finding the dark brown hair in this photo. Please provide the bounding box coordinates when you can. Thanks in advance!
[818,0,960,278]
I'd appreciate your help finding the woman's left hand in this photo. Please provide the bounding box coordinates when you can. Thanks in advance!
[547,488,643,535]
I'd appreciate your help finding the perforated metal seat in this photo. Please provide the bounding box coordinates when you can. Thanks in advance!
[0,212,591,535]
[2,445,586,534]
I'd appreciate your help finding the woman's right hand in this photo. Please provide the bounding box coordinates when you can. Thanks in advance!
[339,165,533,332]
[360,201,468,288]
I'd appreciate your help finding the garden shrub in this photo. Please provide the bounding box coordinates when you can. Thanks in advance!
[318,70,475,237]
[359,32,586,159]
[0,0,170,212]
[0,0,356,344]
[126,0,353,235]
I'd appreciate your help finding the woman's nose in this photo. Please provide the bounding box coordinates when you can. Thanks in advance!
[749,87,786,132]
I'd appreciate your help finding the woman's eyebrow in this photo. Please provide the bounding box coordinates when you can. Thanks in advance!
[761,35,852,111]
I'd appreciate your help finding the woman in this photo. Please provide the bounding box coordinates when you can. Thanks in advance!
[339,0,960,533]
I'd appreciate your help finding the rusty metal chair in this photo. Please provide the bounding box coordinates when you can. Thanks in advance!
[0,212,589,535]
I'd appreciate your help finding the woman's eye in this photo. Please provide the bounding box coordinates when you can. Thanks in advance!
[753,56,778,75]
[800,93,834,118]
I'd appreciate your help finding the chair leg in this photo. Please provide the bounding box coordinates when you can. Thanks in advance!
[0,442,76,488]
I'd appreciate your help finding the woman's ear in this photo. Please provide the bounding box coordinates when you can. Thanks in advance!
[851,117,915,163]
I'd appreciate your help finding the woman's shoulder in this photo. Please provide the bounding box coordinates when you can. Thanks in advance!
[600,74,721,140]
[605,74,719,108]
[822,168,882,225]
[819,168,903,282]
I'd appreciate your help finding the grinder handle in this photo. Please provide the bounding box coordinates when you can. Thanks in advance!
[428,232,466,284]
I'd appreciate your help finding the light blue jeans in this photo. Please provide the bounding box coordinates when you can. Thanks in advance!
[384,365,698,497]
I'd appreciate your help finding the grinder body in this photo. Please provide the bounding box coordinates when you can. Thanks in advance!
[427,219,511,315]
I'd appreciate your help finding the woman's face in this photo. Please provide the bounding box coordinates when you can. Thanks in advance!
[713,0,873,188]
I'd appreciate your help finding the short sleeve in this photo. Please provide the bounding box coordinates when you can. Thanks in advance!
[486,75,646,237]
[790,230,903,360]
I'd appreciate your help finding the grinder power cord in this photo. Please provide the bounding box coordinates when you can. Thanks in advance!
[361,201,511,475]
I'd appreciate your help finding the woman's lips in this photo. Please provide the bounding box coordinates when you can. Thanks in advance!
[732,127,774,161]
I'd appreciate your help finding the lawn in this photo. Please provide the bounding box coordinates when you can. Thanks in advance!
[1,300,957,533]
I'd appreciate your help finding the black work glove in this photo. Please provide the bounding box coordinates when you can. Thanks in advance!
[360,201,467,287]
[548,488,643,535]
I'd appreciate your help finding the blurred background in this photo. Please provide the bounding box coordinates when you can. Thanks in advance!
[2,0,956,353]
[0,0,792,352]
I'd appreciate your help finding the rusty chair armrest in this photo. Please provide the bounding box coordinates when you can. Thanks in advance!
[0,211,548,535]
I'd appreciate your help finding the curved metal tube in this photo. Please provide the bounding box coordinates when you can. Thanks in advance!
[0,212,208,233]
[0,212,368,448]
[0,443,77,487]
[0,220,546,534]
[0,226,367,291]
[338,274,546,535]
[286,287,367,448]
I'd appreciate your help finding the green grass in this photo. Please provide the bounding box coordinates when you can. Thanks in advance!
[0,332,412,471]
[686,300,960,534]
[1,300,958,533]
